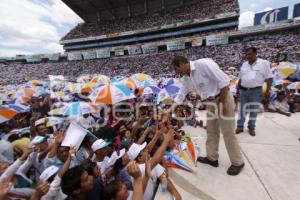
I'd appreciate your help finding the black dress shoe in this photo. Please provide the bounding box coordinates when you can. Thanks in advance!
[227,163,245,176]
[249,129,256,136]
[197,157,219,167]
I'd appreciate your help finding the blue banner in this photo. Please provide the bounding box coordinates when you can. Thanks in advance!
[293,3,300,18]
[254,7,288,25]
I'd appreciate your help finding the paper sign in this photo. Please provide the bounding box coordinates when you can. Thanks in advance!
[61,122,88,151]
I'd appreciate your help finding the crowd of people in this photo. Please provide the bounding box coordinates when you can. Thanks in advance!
[0,79,191,199]
[1,0,300,199]
[62,0,239,40]
[1,30,299,86]
[1,40,300,200]
[1,48,299,200]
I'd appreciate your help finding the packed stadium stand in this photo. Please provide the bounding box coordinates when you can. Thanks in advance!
[62,0,239,40]
[0,0,299,86]
[60,0,240,51]
[1,27,299,85]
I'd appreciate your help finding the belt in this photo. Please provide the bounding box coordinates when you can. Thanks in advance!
[240,86,262,91]
[205,93,221,101]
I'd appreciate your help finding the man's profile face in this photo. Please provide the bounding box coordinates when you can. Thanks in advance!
[174,62,189,76]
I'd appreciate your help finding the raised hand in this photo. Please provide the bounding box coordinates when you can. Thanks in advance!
[54,131,65,145]
[34,181,50,198]
[69,146,77,156]
[127,161,142,180]
[163,128,175,142]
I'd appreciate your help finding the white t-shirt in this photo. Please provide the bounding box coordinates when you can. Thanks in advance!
[138,163,165,200]
[269,99,289,112]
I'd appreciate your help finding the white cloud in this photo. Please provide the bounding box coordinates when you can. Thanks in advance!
[44,42,64,52]
[0,0,81,57]
[239,11,255,28]
[262,7,273,12]
[0,49,32,57]
[49,0,83,26]
[250,3,257,9]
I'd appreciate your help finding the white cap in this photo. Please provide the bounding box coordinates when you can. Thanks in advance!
[128,142,147,161]
[108,148,126,166]
[91,139,111,152]
[35,118,46,127]
[40,165,59,181]
[31,136,48,145]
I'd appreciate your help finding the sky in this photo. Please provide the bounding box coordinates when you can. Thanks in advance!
[0,0,299,57]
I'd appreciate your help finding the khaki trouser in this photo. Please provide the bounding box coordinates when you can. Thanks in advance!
[205,92,244,166]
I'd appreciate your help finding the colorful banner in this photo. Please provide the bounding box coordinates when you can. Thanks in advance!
[206,35,229,46]
[141,44,158,54]
[254,7,288,25]
[82,51,97,60]
[128,45,142,55]
[47,53,60,61]
[191,37,203,47]
[114,47,124,56]
[26,55,42,62]
[96,49,110,59]
[67,52,82,61]
[166,40,185,51]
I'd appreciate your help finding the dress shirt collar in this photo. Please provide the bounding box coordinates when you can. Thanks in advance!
[189,61,196,77]
[247,58,258,67]
[190,61,196,71]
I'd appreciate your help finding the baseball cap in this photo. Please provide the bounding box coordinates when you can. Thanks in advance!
[91,139,111,152]
[35,118,46,127]
[127,142,147,161]
[40,165,59,181]
[31,136,48,145]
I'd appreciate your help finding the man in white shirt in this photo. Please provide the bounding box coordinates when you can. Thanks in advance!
[268,90,291,117]
[236,47,273,136]
[171,56,244,176]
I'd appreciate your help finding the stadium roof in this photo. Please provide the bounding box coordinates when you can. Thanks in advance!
[63,0,200,21]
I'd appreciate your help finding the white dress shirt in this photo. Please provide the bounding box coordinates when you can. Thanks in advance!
[239,58,272,88]
[174,58,230,103]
